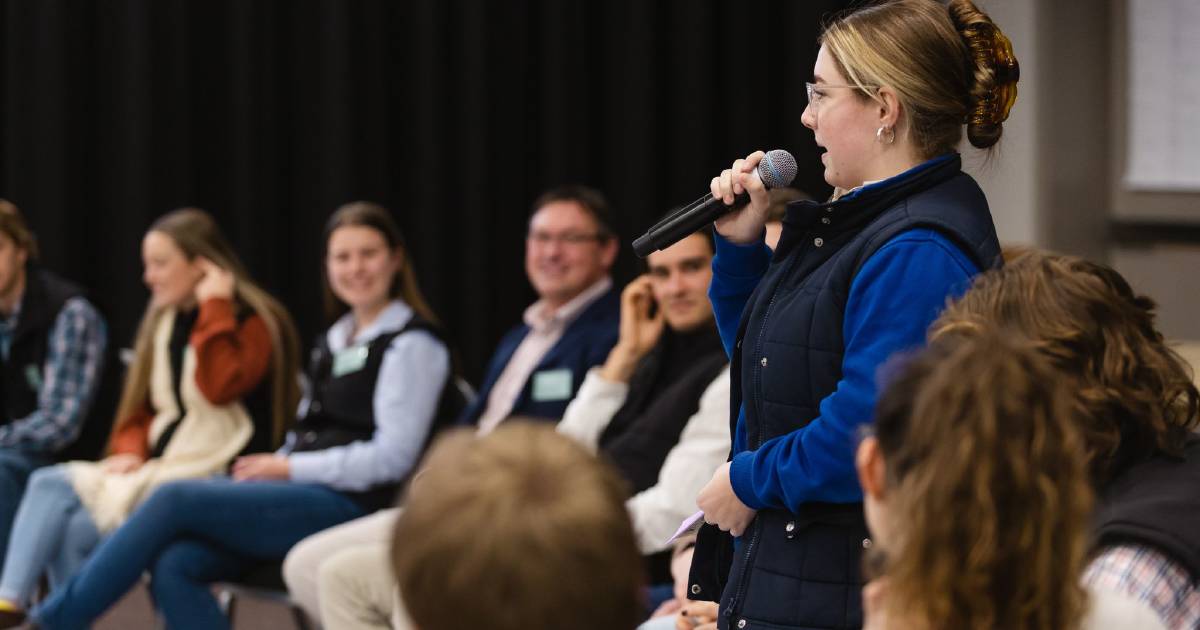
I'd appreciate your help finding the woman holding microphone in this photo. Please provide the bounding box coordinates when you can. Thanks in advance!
[685,1,1019,628]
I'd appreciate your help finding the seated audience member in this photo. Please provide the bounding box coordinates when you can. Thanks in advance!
[930,250,1200,629]
[460,184,621,430]
[392,422,645,630]
[0,207,299,625]
[855,333,1162,630]
[18,202,453,630]
[282,185,622,628]
[287,229,732,630]
[557,227,727,553]
[0,201,107,575]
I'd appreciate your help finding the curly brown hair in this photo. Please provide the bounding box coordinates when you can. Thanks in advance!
[930,250,1200,484]
[872,333,1092,630]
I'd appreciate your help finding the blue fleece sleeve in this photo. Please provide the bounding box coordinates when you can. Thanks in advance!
[708,229,773,359]
[728,229,979,510]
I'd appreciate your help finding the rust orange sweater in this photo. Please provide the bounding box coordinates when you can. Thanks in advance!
[109,298,273,459]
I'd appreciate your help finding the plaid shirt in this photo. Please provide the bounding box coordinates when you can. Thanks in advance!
[0,296,108,453]
[1085,543,1200,630]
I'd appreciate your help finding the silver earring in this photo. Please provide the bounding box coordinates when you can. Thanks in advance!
[876,126,895,144]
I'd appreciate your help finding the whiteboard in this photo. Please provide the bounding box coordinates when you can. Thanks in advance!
[1124,0,1200,191]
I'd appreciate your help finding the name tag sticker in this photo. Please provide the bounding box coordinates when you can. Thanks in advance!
[531,368,573,402]
[332,345,370,378]
[24,364,42,391]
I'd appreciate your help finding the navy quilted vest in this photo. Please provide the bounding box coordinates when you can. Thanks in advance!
[693,154,1001,630]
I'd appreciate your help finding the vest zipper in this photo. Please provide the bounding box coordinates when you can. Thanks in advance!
[727,246,802,619]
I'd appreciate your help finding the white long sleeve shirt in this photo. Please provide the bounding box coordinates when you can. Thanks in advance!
[558,366,731,554]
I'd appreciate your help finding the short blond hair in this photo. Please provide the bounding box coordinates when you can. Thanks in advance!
[392,423,644,630]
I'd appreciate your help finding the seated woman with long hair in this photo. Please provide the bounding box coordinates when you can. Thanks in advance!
[856,332,1164,630]
[0,208,300,624]
[21,202,453,630]
[929,250,1200,629]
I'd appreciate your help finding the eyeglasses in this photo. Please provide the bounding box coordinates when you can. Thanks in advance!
[527,231,604,246]
[805,82,879,112]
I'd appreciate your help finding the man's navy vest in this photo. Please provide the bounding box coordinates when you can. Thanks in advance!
[691,155,1001,630]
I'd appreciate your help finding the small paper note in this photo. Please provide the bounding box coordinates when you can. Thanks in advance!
[665,510,706,546]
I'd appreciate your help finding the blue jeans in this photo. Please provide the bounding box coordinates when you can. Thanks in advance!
[32,477,366,630]
[0,464,101,606]
[0,448,54,571]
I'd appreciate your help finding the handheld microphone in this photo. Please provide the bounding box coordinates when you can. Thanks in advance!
[632,149,797,258]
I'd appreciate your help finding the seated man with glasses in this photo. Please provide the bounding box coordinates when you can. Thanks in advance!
[463,184,622,431]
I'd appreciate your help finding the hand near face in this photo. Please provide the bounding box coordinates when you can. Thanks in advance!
[618,275,666,357]
[232,454,291,482]
[697,462,757,537]
[193,257,236,303]
[600,275,666,383]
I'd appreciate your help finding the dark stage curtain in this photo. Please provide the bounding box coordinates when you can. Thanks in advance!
[0,0,850,385]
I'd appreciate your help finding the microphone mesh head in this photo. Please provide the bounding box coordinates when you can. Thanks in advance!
[758,149,798,189]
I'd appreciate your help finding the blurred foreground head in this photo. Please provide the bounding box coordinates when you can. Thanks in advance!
[392,422,644,630]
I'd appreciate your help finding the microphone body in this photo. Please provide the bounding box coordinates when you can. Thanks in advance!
[632,149,797,258]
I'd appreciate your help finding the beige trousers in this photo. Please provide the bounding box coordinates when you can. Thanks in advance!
[282,507,413,630]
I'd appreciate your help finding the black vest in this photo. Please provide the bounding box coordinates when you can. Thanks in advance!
[599,324,726,494]
[691,155,1001,630]
[1,268,84,433]
[291,316,462,511]
[1093,436,1200,584]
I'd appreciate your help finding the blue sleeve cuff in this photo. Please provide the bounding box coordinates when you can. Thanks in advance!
[729,451,768,510]
[712,229,773,283]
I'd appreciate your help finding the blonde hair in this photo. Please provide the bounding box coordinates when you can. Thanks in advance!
[931,249,1200,484]
[871,333,1092,630]
[322,202,440,327]
[392,423,644,630]
[0,199,38,260]
[820,0,1020,156]
[112,208,301,448]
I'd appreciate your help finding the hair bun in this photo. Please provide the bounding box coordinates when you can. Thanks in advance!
[965,22,1020,124]
[949,0,1020,148]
